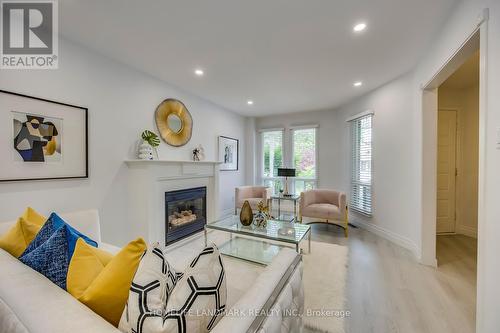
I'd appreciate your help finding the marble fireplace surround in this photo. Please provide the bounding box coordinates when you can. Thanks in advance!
[125,160,221,245]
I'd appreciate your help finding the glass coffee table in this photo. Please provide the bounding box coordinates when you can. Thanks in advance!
[205,215,311,265]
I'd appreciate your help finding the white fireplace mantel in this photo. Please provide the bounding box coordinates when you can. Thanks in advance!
[124,159,221,245]
[124,159,223,165]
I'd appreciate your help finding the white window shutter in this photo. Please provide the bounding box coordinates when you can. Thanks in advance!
[350,114,373,216]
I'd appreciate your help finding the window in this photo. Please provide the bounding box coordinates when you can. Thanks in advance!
[292,128,317,193]
[260,127,318,195]
[350,114,373,216]
[261,130,283,194]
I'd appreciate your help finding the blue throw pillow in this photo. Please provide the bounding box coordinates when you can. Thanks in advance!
[20,212,97,260]
[19,226,71,289]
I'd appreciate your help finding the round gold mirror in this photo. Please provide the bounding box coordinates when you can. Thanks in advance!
[155,99,193,147]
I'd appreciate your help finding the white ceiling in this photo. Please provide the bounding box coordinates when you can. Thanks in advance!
[60,0,456,116]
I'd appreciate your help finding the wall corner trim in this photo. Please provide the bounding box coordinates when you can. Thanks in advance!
[478,8,489,26]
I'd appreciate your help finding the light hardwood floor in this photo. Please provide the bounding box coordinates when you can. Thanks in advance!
[308,224,477,333]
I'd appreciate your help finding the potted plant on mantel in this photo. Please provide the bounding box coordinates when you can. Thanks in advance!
[138,130,160,160]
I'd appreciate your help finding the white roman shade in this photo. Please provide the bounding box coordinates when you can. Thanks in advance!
[349,112,373,216]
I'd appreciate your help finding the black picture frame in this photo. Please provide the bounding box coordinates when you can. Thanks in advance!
[0,89,88,182]
[218,136,239,171]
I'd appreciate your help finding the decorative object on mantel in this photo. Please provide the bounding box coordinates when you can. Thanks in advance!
[0,89,88,182]
[155,99,193,147]
[141,130,160,147]
[192,144,205,161]
[138,130,159,160]
[218,136,239,171]
[239,200,253,226]
[253,200,270,229]
[138,142,154,160]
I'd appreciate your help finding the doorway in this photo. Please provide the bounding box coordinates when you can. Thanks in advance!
[420,25,485,266]
[436,51,480,240]
[433,55,480,326]
[421,34,481,332]
[434,55,480,325]
[420,9,488,331]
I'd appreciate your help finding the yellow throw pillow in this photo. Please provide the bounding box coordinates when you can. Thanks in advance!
[75,238,146,327]
[67,238,114,298]
[0,207,46,257]
[21,207,46,226]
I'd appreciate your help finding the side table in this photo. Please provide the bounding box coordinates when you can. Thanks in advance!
[271,194,301,222]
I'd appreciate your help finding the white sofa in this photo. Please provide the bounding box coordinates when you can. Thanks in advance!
[0,210,304,333]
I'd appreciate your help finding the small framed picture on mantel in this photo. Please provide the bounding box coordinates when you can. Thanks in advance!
[218,136,238,171]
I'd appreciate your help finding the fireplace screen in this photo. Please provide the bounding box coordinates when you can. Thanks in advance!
[165,187,206,245]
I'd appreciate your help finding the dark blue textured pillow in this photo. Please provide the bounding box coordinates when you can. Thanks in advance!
[20,212,97,260]
[19,226,71,289]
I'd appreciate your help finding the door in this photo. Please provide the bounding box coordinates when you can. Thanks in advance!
[436,109,457,233]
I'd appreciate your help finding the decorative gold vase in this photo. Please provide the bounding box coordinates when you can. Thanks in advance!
[239,200,253,226]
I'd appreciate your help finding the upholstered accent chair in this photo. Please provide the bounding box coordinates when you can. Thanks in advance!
[235,186,273,214]
[299,189,348,237]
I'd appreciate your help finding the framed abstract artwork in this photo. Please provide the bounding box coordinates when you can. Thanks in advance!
[0,90,88,182]
[218,136,238,171]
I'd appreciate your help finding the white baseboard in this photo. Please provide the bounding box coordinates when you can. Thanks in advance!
[350,218,421,260]
[456,224,478,238]
[424,257,438,267]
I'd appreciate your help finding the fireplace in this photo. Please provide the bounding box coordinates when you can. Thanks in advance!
[165,187,207,245]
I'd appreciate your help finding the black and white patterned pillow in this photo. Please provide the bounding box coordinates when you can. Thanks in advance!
[119,243,178,333]
[119,243,226,333]
[163,244,227,333]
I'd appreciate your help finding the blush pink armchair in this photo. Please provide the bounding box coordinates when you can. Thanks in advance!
[235,186,273,215]
[299,189,348,237]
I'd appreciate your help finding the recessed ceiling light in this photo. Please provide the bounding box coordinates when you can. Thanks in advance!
[247,100,254,105]
[353,81,363,87]
[194,69,204,76]
[353,23,367,32]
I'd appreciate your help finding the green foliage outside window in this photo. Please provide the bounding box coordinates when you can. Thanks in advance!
[263,131,283,178]
[264,145,282,177]
[293,129,316,178]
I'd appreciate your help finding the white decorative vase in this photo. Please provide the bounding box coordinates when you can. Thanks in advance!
[138,141,154,160]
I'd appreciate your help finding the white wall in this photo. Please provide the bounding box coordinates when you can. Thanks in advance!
[335,73,420,254]
[245,117,257,185]
[0,38,247,246]
[438,85,479,238]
